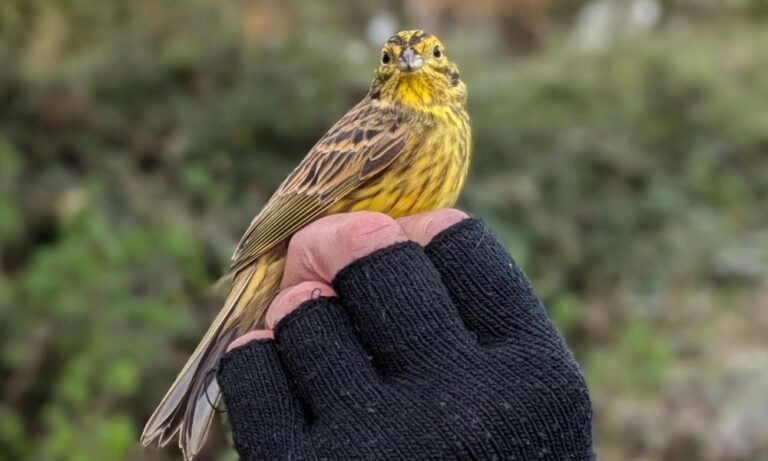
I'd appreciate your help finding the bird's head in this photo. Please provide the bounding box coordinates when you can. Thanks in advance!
[371,30,466,111]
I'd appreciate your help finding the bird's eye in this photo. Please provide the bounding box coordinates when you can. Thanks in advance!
[433,46,442,58]
[382,51,390,64]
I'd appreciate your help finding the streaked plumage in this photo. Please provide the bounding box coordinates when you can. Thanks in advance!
[141,29,471,459]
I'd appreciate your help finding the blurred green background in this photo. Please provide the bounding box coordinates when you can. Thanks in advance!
[1,0,767,460]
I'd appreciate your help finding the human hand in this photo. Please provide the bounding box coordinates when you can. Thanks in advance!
[218,209,594,460]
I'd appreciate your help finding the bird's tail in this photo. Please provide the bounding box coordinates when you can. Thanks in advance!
[141,249,286,460]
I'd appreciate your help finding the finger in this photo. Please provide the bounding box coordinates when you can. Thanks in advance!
[424,218,556,343]
[226,281,336,352]
[217,340,304,459]
[396,208,469,246]
[332,240,472,373]
[266,281,336,329]
[281,211,408,288]
[268,284,379,413]
[227,330,274,352]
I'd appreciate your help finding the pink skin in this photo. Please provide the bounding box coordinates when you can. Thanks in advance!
[227,208,468,352]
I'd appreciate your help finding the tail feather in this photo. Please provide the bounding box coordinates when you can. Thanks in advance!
[180,329,235,458]
[141,265,257,458]
[142,247,287,459]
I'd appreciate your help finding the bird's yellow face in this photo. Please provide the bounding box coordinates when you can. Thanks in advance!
[371,30,466,111]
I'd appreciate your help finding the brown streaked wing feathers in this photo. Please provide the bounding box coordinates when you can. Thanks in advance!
[228,99,411,275]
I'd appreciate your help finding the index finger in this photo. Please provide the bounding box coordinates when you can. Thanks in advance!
[281,211,408,288]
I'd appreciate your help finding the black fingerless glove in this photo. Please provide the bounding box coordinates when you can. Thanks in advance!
[217,219,594,460]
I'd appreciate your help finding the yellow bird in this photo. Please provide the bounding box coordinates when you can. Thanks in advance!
[141,29,472,459]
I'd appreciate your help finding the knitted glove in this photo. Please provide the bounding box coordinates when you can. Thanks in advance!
[217,219,594,460]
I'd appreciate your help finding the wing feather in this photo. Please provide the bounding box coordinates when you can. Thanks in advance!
[228,99,412,275]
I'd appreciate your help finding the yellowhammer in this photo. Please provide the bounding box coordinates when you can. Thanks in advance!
[141,29,472,459]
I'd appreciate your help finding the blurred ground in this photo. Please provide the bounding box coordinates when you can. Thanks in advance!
[1,1,767,460]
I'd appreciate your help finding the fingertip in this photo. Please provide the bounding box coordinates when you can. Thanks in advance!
[266,281,337,330]
[397,208,469,246]
[227,330,274,352]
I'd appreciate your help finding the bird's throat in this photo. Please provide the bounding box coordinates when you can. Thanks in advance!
[394,74,436,109]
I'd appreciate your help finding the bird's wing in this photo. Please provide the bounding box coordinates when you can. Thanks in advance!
[228,99,413,275]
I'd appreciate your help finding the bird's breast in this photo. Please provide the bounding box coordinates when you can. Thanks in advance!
[338,108,471,218]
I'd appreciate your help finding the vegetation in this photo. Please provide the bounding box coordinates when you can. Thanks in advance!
[1,1,766,459]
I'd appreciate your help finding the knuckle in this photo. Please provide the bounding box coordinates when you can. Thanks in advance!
[338,212,403,258]
[288,225,313,256]
[340,212,398,238]
[288,214,339,256]
[294,246,323,281]
[285,229,329,283]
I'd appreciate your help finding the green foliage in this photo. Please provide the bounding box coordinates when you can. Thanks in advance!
[586,318,672,394]
[465,30,768,300]
[1,1,766,460]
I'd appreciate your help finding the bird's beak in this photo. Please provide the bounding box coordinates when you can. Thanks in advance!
[398,47,424,72]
